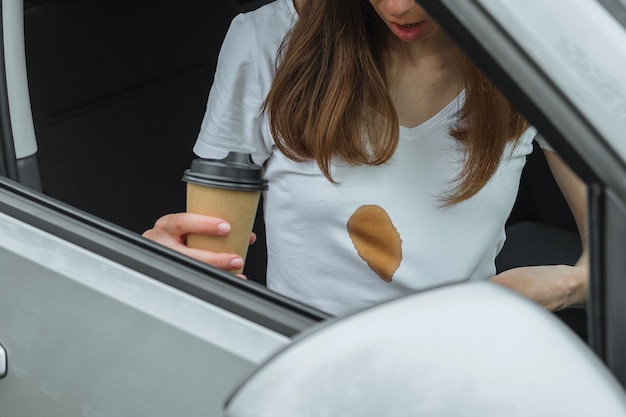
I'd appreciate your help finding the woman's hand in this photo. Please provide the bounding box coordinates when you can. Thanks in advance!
[142,212,256,274]
[490,263,588,311]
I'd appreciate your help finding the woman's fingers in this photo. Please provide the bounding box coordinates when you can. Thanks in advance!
[152,212,231,238]
[144,229,245,272]
[142,212,249,273]
[183,247,245,271]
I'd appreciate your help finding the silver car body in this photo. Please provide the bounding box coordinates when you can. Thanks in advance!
[1,0,626,415]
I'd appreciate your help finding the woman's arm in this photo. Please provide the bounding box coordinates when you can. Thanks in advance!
[544,150,588,247]
[490,150,588,311]
[544,150,589,305]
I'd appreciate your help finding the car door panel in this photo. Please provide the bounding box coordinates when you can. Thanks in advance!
[0,179,326,416]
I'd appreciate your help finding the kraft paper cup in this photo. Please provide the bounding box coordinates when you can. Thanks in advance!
[182,152,267,274]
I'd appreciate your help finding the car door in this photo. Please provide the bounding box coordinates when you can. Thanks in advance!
[0,175,327,417]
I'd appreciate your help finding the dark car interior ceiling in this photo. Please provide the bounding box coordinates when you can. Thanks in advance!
[22,0,585,335]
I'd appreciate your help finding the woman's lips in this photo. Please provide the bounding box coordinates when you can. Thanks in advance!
[390,21,425,42]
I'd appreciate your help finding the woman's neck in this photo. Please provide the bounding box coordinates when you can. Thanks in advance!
[386,34,462,128]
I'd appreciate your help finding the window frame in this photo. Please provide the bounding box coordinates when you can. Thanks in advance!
[419,0,626,386]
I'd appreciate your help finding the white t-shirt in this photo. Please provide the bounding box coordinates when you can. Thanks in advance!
[194,0,539,316]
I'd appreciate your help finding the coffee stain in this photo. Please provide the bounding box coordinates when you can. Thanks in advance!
[347,205,403,282]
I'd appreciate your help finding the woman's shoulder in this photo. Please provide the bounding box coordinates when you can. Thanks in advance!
[228,0,296,48]
[219,0,294,64]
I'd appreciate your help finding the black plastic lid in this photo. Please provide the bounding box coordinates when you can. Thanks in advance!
[182,152,268,191]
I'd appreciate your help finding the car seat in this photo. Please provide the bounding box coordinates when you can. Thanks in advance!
[23,0,272,283]
[233,0,273,12]
[24,0,238,232]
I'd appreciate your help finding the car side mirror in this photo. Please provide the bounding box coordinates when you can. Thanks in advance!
[225,282,626,417]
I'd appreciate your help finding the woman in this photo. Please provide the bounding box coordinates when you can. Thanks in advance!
[144,0,588,315]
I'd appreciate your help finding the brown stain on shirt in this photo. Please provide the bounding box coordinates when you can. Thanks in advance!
[347,205,403,282]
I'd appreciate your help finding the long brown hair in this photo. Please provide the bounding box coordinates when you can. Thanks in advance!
[263,0,529,204]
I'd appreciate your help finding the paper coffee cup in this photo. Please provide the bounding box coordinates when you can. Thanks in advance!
[182,152,268,274]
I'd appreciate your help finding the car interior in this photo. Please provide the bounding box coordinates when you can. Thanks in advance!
[20,0,586,336]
